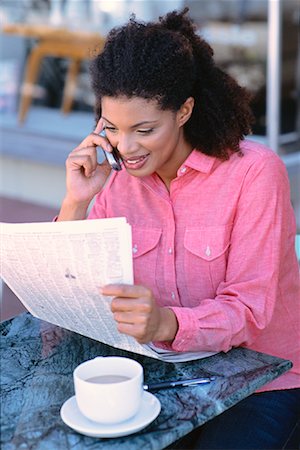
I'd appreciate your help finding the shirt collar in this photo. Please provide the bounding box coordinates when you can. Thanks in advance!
[139,149,217,190]
[179,149,216,174]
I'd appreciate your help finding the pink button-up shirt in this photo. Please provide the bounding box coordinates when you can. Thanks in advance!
[89,140,300,392]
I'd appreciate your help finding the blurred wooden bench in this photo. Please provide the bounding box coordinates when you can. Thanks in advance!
[2,23,105,123]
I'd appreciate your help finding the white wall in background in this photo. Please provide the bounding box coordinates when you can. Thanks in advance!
[0,156,66,208]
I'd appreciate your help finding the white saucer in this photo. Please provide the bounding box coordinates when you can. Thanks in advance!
[60,391,161,438]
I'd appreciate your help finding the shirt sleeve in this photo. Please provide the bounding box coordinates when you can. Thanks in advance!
[156,153,297,353]
[87,171,118,219]
[87,191,107,219]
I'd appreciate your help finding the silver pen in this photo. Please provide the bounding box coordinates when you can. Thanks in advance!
[143,376,216,391]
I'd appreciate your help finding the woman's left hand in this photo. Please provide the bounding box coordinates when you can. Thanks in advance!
[100,284,178,344]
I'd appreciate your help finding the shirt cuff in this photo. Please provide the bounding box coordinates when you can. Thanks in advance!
[152,306,199,352]
[167,306,200,351]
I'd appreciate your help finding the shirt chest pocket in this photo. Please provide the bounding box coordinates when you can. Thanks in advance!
[131,227,162,286]
[184,226,231,295]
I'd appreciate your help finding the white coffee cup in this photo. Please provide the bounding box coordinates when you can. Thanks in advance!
[73,356,144,423]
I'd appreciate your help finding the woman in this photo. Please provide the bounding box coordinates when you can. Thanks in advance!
[58,9,300,449]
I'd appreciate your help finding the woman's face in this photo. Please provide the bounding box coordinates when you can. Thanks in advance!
[101,96,194,188]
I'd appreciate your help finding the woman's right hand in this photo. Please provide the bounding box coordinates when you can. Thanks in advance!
[57,119,113,221]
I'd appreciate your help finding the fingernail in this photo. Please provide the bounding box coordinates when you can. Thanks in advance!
[106,144,112,152]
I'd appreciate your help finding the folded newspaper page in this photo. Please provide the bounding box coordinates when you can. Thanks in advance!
[1,218,216,362]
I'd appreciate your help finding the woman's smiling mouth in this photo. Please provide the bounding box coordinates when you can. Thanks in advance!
[123,153,150,170]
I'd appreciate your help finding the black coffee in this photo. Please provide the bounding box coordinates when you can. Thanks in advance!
[85,375,131,384]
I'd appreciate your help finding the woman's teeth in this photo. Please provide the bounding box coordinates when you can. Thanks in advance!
[125,155,148,164]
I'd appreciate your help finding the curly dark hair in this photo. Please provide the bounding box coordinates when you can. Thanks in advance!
[90,8,254,159]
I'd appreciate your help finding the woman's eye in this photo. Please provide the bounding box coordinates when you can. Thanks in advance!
[105,126,117,133]
[137,129,154,135]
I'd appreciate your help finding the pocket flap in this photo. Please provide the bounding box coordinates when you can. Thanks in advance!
[184,226,231,261]
[132,227,162,258]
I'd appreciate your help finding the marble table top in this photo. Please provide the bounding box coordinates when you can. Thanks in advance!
[1,313,292,450]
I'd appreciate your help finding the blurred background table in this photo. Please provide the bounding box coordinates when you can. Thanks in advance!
[0,313,292,450]
[2,23,104,122]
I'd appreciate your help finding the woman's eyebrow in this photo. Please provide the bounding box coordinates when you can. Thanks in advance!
[102,117,158,128]
[130,120,158,128]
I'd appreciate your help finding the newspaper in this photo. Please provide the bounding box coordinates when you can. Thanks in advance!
[1,218,216,362]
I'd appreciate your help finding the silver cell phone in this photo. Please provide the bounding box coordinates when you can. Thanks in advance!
[99,130,122,171]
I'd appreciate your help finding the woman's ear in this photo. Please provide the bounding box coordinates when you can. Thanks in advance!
[177,97,195,127]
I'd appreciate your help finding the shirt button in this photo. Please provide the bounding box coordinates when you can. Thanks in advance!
[171,292,176,300]
[180,166,187,173]
[132,244,138,254]
[168,247,173,254]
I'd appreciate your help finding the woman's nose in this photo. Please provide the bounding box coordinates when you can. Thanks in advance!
[116,134,137,155]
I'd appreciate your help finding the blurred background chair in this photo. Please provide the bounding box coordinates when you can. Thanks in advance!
[2,23,104,123]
